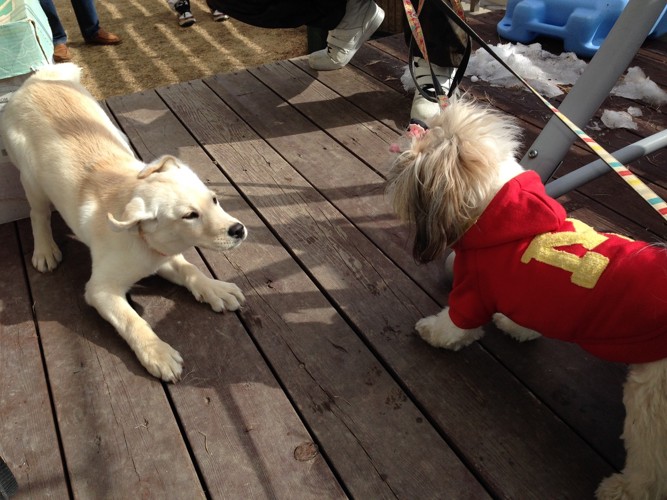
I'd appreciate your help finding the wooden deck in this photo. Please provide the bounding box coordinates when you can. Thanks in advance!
[1,10,666,499]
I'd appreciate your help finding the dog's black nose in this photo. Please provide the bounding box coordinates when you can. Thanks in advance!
[228,223,246,240]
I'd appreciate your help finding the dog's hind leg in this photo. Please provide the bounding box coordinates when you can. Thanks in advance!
[492,313,541,342]
[596,359,667,500]
[85,280,183,382]
[157,253,245,312]
[21,176,62,272]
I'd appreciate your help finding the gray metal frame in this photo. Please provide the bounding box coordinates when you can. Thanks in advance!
[519,0,667,195]
[546,130,667,198]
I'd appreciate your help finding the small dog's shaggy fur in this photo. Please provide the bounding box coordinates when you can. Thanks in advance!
[0,64,247,382]
[386,99,667,499]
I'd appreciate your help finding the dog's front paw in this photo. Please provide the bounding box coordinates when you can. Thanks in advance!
[32,242,62,272]
[136,339,183,382]
[415,310,484,350]
[192,278,245,312]
[415,315,444,345]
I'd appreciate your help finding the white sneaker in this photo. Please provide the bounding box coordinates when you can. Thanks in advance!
[308,0,384,71]
[178,11,196,27]
[410,56,458,122]
[212,9,229,22]
[173,0,196,27]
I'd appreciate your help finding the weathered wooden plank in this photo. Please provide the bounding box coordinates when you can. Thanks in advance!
[106,90,348,499]
[17,217,205,499]
[642,36,667,64]
[289,55,412,134]
[0,223,69,498]
[112,85,489,499]
[204,65,450,316]
[127,265,345,499]
[159,76,615,497]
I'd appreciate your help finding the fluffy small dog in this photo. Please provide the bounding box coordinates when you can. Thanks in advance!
[0,64,247,382]
[386,100,667,499]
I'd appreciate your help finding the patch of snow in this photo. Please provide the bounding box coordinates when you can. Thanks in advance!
[467,43,586,97]
[463,43,666,107]
[601,109,638,130]
[627,106,643,117]
[611,67,667,106]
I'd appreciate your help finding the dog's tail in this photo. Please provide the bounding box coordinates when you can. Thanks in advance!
[31,63,82,83]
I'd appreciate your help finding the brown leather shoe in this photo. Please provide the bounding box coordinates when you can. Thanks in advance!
[85,28,122,45]
[53,43,72,63]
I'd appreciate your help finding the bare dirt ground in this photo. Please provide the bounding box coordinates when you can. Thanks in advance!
[54,0,308,100]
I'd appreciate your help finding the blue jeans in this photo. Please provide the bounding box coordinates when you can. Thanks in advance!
[39,0,100,44]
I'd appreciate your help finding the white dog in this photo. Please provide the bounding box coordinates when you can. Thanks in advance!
[386,100,667,499]
[0,64,247,382]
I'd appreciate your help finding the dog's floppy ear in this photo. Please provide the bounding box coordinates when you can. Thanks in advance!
[107,197,156,232]
[137,155,180,179]
[387,152,450,264]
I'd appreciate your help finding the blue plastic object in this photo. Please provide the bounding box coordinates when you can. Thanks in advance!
[497,0,667,58]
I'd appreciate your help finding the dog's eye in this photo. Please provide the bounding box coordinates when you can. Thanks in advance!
[183,211,199,220]
[212,196,218,205]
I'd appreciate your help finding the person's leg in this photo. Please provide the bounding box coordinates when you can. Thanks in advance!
[308,0,384,70]
[205,0,230,22]
[70,0,99,40]
[70,0,121,43]
[404,0,469,121]
[168,0,196,27]
[39,0,71,62]
[39,0,68,45]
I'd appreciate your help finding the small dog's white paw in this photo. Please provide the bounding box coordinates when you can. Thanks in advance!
[137,339,183,382]
[32,242,62,272]
[415,310,484,350]
[192,278,245,312]
[415,315,442,345]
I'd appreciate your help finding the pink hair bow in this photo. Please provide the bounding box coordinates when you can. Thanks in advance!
[389,120,429,153]
[407,122,428,139]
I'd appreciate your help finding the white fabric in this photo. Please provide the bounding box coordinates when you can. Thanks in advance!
[308,0,384,71]
[410,57,458,122]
